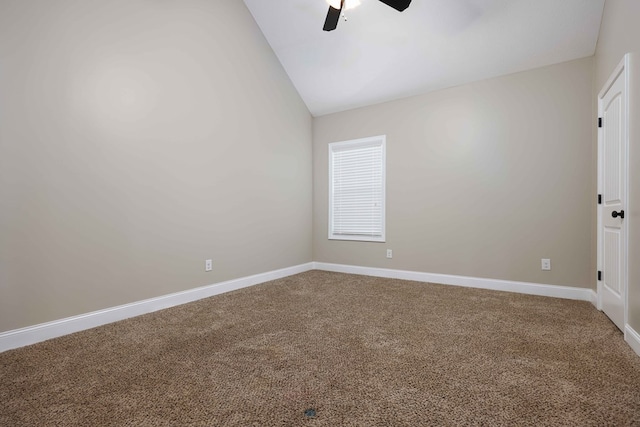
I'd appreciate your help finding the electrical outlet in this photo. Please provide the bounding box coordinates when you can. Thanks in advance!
[386,249,393,259]
[205,259,213,272]
[541,258,551,271]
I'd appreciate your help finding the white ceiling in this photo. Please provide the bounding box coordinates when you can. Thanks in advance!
[243,0,605,117]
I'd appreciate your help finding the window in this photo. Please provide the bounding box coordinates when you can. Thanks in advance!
[328,135,386,242]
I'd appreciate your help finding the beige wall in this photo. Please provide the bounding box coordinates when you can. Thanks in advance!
[595,0,640,88]
[314,58,594,289]
[595,0,640,331]
[3,0,635,337]
[0,0,312,332]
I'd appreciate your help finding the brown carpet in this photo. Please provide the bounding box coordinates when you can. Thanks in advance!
[1,270,640,426]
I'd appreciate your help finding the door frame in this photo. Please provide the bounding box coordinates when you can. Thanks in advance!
[597,53,630,330]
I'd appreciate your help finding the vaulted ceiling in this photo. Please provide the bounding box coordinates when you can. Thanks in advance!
[243,0,605,116]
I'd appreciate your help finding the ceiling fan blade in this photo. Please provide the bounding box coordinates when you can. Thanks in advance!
[378,0,412,12]
[323,5,342,31]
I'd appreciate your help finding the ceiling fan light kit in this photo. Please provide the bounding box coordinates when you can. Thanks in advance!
[326,0,361,10]
[323,0,412,31]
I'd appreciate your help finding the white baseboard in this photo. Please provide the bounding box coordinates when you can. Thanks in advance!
[625,325,640,357]
[588,288,598,307]
[0,262,604,354]
[0,262,314,353]
[313,262,596,302]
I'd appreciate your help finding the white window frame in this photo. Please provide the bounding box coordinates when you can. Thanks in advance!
[328,135,386,242]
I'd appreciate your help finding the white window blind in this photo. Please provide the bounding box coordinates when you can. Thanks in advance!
[328,135,386,242]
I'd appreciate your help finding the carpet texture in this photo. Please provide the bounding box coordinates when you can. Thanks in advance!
[1,271,639,426]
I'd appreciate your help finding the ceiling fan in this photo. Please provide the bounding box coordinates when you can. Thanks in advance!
[323,0,412,31]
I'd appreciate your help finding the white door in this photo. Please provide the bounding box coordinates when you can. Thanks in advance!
[598,55,629,331]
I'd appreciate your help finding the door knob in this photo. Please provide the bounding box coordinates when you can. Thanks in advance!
[612,210,625,219]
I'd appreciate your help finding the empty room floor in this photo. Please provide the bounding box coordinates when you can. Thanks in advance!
[1,271,639,426]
